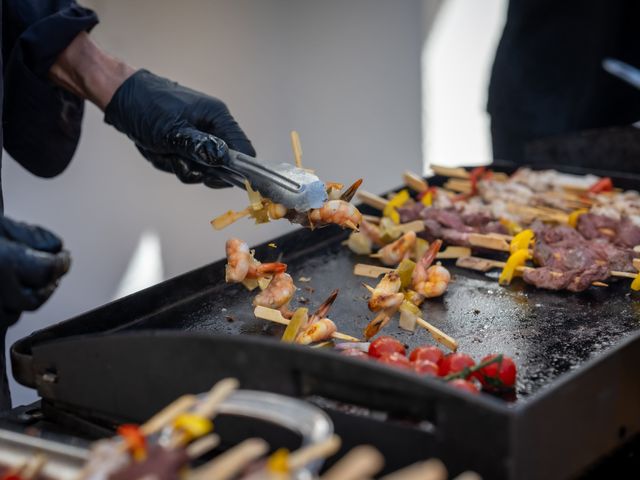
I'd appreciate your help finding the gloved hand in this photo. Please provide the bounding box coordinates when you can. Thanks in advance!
[104,69,256,188]
[0,215,71,327]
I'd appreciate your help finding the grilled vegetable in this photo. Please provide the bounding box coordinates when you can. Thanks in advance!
[409,345,444,365]
[412,359,439,376]
[474,354,517,391]
[439,353,475,378]
[368,336,406,358]
[377,352,411,370]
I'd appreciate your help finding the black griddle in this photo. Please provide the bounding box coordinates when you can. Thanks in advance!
[10,162,640,480]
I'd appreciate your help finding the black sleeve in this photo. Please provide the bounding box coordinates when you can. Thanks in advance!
[2,1,99,178]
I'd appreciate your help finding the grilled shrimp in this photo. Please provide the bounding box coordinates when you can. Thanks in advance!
[225,238,286,283]
[297,318,337,345]
[308,289,339,327]
[253,272,296,309]
[308,200,362,230]
[340,179,363,202]
[225,238,251,282]
[377,231,416,266]
[367,271,404,311]
[360,219,383,246]
[412,239,450,298]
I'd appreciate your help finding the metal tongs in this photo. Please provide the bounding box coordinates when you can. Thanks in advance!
[215,149,328,212]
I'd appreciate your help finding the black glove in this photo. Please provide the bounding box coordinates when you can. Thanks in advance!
[0,215,71,327]
[104,69,256,188]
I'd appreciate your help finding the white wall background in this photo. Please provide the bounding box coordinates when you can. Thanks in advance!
[423,0,507,168]
[2,0,426,406]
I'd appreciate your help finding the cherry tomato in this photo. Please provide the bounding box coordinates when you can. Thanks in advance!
[449,379,479,394]
[409,345,444,365]
[341,348,369,360]
[413,359,439,376]
[368,336,406,358]
[439,353,475,378]
[474,354,517,391]
[377,352,412,370]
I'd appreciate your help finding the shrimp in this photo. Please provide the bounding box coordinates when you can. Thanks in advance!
[253,272,296,309]
[367,271,404,312]
[225,238,251,282]
[297,318,337,345]
[412,239,450,298]
[308,200,362,230]
[225,238,286,283]
[360,219,383,247]
[308,289,339,327]
[376,231,416,266]
[340,179,363,202]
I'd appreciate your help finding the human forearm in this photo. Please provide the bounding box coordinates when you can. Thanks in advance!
[49,32,135,110]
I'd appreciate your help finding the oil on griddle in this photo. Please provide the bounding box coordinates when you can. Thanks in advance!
[120,225,640,400]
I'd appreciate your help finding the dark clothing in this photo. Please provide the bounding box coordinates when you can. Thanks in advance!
[488,0,640,163]
[0,0,98,409]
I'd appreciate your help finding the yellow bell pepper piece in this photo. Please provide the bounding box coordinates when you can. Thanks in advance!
[383,189,410,224]
[173,413,213,442]
[509,229,534,254]
[396,258,416,289]
[499,218,522,236]
[568,208,589,228]
[631,273,640,291]
[499,249,531,286]
[421,191,433,206]
[267,448,290,474]
[282,308,308,343]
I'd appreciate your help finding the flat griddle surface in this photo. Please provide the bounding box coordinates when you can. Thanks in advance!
[117,226,640,399]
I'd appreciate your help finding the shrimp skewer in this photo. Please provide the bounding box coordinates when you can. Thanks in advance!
[225,238,286,283]
[253,272,296,310]
[412,239,451,298]
[297,318,338,345]
[339,179,364,202]
[374,231,416,266]
[366,271,404,312]
[308,200,362,230]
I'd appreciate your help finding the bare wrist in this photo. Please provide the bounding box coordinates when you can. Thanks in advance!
[49,32,135,110]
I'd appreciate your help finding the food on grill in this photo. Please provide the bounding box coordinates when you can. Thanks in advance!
[212,179,363,231]
[353,168,640,293]
[409,345,445,365]
[439,353,476,378]
[413,359,439,376]
[474,354,517,392]
[378,351,412,370]
[252,272,296,311]
[375,230,417,266]
[412,239,451,298]
[225,238,286,284]
[348,339,517,397]
[368,336,406,358]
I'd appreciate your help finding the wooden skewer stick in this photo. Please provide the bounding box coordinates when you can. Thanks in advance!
[190,438,269,480]
[363,214,381,224]
[467,233,511,252]
[192,378,239,419]
[140,394,198,436]
[254,306,360,342]
[443,179,472,193]
[211,208,251,230]
[396,220,425,233]
[354,248,472,279]
[380,458,448,480]
[290,130,303,169]
[416,317,458,352]
[430,165,470,179]
[320,445,385,480]
[288,435,342,471]
[187,434,221,459]
[403,171,429,192]
[357,191,388,211]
